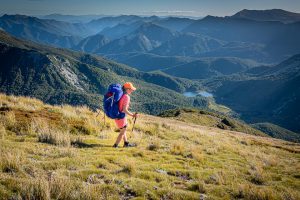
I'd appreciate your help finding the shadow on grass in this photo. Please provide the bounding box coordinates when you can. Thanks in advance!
[71,141,112,148]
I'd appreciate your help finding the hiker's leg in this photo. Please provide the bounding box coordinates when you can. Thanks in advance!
[114,128,125,145]
[123,127,128,142]
[114,125,127,146]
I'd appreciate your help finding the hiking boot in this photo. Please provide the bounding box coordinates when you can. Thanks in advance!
[123,141,136,147]
[113,144,118,148]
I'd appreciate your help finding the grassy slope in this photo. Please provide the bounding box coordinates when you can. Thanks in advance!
[252,123,300,143]
[158,108,300,142]
[158,108,267,137]
[0,94,299,200]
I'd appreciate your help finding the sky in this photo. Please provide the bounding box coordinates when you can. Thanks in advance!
[1,0,300,17]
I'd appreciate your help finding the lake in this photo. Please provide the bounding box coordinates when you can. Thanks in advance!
[183,91,213,98]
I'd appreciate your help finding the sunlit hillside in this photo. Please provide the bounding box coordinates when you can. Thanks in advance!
[0,93,299,200]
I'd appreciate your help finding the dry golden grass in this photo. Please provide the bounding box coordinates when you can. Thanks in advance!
[0,151,24,173]
[0,123,6,140]
[0,111,16,130]
[147,137,161,151]
[0,93,43,112]
[38,129,71,147]
[0,93,299,200]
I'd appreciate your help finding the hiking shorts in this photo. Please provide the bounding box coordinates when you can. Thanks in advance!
[115,117,127,129]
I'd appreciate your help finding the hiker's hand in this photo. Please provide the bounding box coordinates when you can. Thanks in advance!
[132,113,138,118]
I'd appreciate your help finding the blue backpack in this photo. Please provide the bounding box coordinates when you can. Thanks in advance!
[103,84,126,119]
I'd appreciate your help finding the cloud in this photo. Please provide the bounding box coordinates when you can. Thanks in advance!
[138,10,202,16]
[151,10,196,14]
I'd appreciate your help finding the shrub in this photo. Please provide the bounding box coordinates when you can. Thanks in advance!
[189,181,206,193]
[221,118,236,128]
[147,139,161,151]
[248,164,267,185]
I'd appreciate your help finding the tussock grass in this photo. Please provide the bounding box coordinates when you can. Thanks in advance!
[248,164,267,185]
[1,111,16,130]
[120,160,136,176]
[188,181,206,193]
[235,183,279,200]
[0,123,6,139]
[20,177,50,200]
[0,93,299,199]
[205,147,218,155]
[205,171,226,185]
[147,137,161,151]
[189,147,204,162]
[0,150,24,173]
[60,104,82,120]
[38,127,71,147]
[0,93,43,112]
[170,142,186,156]
[135,122,161,136]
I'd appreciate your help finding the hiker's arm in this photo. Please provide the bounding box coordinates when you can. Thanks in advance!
[122,106,135,117]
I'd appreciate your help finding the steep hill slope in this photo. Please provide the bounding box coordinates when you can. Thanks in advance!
[150,33,224,57]
[252,123,300,143]
[204,54,300,133]
[158,108,267,137]
[107,52,196,72]
[97,23,178,54]
[162,57,260,79]
[99,21,143,40]
[72,34,110,53]
[0,94,299,199]
[86,15,144,33]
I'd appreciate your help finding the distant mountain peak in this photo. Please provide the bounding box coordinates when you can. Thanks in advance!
[202,15,218,20]
[1,14,41,20]
[231,9,300,23]
[200,15,224,22]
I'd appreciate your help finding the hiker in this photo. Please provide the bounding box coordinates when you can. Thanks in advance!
[112,82,138,148]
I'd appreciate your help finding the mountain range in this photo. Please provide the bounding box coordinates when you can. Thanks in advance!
[0,8,300,141]
[1,9,299,64]
[0,8,300,200]
[231,9,300,23]
[0,30,212,115]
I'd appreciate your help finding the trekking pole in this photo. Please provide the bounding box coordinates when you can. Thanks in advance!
[128,113,137,140]
[132,113,138,133]
[95,109,106,126]
[96,110,101,117]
